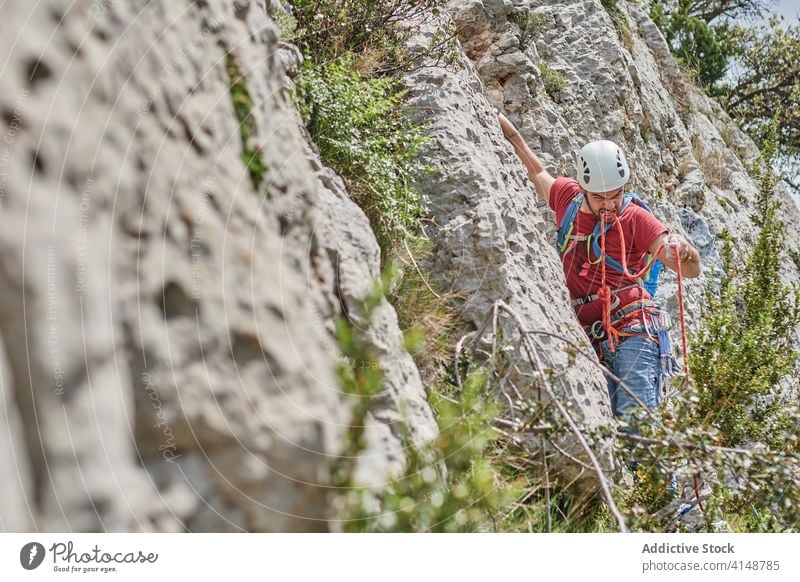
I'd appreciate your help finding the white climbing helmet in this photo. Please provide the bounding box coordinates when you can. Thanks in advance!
[576,140,630,192]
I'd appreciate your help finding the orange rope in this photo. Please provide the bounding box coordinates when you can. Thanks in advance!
[600,211,699,512]
[673,241,690,379]
[597,212,664,352]
[693,474,705,513]
[596,213,689,371]
[599,212,613,350]
[607,212,664,280]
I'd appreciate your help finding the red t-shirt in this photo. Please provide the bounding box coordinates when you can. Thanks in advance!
[549,177,667,328]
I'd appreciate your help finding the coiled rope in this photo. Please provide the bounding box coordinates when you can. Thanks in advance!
[597,211,664,351]
[596,212,691,380]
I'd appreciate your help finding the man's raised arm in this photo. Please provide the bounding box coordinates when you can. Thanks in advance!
[498,113,556,205]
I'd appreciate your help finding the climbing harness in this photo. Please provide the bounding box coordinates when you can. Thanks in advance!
[590,209,665,352]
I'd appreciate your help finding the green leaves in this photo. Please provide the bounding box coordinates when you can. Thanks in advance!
[650,3,800,190]
[331,270,515,532]
[650,1,732,88]
[688,119,799,449]
[724,19,800,179]
[225,53,268,192]
[295,57,430,251]
[539,60,566,102]
[290,0,451,72]
[370,369,508,533]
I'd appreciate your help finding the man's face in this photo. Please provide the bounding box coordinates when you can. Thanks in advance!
[583,187,624,217]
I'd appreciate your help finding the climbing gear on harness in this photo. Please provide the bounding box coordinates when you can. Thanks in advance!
[591,319,679,403]
[576,140,630,191]
[570,282,640,307]
[556,192,665,297]
[589,300,676,370]
[657,329,677,376]
[583,299,661,339]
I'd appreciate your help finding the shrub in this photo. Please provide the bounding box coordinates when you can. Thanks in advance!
[273,6,297,41]
[539,60,566,102]
[723,19,800,183]
[345,369,515,532]
[331,266,517,532]
[688,118,800,447]
[789,247,800,273]
[510,10,545,52]
[290,0,454,73]
[649,1,733,89]
[329,269,394,497]
[295,57,430,250]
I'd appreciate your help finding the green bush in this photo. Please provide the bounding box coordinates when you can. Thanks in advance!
[688,118,800,447]
[295,57,430,250]
[330,265,517,532]
[346,369,516,532]
[708,446,800,532]
[273,7,297,41]
[290,0,452,72]
[330,269,393,496]
[510,10,545,52]
[649,2,733,89]
[723,19,800,179]
[539,60,566,102]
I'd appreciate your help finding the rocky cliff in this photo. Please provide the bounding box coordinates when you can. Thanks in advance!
[0,0,434,532]
[1,0,796,531]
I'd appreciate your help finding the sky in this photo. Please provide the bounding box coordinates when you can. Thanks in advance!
[773,0,798,23]
[771,1,799,200]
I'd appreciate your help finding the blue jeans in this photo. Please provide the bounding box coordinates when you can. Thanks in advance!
[599,333,661,418]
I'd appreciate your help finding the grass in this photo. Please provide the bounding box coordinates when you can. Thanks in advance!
[601,0,634,51]
[388,237,461,384]
[510,10,545,52]
[225,52,269,192]
[539,60,566,102]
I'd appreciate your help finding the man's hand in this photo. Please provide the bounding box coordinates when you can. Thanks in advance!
[651,233,701,277]
[498,113,520,140]
[496,113,554,203]
[666,234,693,263]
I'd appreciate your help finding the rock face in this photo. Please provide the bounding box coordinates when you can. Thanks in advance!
[0,0,435,532]
[404,18,616,483]
[446,0,800,329]
[1,0,797,531]
[407,0,800,486]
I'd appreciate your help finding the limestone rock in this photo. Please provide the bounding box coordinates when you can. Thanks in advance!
[406,15,615,487]
[0,0,437,532]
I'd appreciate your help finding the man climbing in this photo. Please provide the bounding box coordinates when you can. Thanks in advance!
[498,113,701,419]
